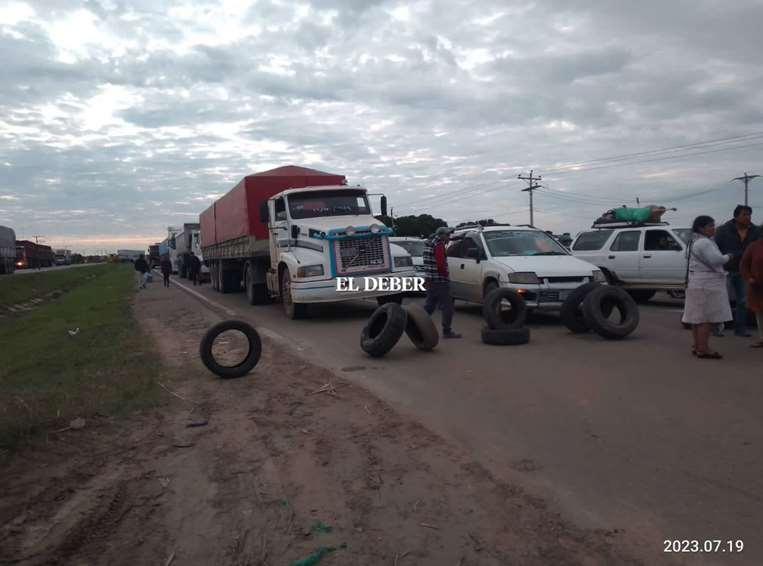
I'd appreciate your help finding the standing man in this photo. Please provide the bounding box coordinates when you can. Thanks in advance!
[188,253,201,286]
[714,205,761,337]
[160,255,172,288]
[134,254,150,290]
[423,226,461,338]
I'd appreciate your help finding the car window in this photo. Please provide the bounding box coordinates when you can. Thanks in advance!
[610,230,641,252]
[483,230,567,256]
[673,229,691,245]
[446,239,464,258]
[461,236,485,258]
[394,240,426,257]
[645,230,682,251]
[572,230,613,251]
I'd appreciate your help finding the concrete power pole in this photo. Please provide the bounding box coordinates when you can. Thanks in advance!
[518,170,542,226]
[732,172,760,206]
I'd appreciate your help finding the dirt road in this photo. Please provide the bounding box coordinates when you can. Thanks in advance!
[0,283,635,565]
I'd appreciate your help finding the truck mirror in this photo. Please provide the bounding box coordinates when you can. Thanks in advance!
[291,225,300,239]
[260,202,269,223]
[380,195,388,217]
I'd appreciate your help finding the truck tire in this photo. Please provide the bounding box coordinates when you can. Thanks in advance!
[583,286,640,339]
[245,265,269,305]
[199,320,261,379]
[481,326,531,346]
[377,294,404,306]
[210,264,218,291]
[560,282,601,333]
[627,289,656,303]
[403,304,439,351]
[360,303,407,357]
[482,288,527,330]
[280,267,308,319]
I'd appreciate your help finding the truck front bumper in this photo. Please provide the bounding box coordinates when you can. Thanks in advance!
[291,270,419,303]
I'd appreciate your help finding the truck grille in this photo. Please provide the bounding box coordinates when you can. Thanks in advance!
[334,236,390,275]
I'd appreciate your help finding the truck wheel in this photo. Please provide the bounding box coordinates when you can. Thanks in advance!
[246,267,269,305]
[377,294,403,306]
[481,326,530,346]
[199,320,261,378]
[560,282,601,333]
[583,286,640,339]
[482,288,527,330]
[627,289,656,303]
[403,304,438,351]
[280,267,307,319]
[360,303,407,357]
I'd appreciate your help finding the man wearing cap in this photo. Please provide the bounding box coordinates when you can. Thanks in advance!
[422,226,461,338]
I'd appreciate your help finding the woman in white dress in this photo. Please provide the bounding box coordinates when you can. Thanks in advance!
[683,216,733,359]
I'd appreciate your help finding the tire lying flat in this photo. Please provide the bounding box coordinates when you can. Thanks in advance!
[361,303,408,357]
[403,304,439,351]
[482,288,527,330]
[199,320,262,378]
[583,286,640,339]
[481,326,531,346]
[560,282,601,333]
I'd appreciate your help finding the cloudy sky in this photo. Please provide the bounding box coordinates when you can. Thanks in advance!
[1,0,762,253]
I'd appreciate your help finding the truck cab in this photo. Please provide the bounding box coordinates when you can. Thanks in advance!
[261,186,415,318]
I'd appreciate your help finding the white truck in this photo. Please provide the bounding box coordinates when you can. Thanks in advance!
[200,166,416,318]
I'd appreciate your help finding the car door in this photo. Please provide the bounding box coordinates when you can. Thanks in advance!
[640,229,686,284]
[457,235,487,302]
[446,238,466,298]
[606,230,642,283]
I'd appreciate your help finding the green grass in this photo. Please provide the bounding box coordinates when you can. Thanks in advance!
[0,264,160,450]
[0,264,107,309]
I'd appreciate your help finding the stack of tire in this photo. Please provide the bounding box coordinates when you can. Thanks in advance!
[360,303,439,357]
[560,283,640,339]
[481,289,530,345]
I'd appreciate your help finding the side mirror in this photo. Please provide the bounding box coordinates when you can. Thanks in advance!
[380,195,388,217]
[291,225,300,239]
[260,202,269,223]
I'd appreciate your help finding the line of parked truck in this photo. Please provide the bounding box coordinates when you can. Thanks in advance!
[0,226,59,274]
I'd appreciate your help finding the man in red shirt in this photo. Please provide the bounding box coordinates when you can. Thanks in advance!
[422,226,461,338]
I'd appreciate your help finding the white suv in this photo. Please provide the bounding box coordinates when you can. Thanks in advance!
[571,224,691,301]
[447,225,606,308]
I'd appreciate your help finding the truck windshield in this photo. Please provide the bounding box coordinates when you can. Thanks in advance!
[483,230,569,257]
[288,190,371,219]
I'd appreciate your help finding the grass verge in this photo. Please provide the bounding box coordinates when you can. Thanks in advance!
[0,264,107,309]
[0,264,159,450]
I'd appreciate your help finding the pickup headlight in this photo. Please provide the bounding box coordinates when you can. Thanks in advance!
[394,255,413,268]
[297,264,324,277]
[592,269,606,283]
[508,272,540,284]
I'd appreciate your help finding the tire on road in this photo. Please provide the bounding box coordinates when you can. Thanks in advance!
[482,288,527,330]
[361,303,408,357]
[199,320,262,379]
[560,282,601,333]
[627,289,656,303]
[583,286,640,339]
[403,304,439,351]
[480,326,531,346]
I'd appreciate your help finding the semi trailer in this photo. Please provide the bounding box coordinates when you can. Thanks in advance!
[0,225,16,274]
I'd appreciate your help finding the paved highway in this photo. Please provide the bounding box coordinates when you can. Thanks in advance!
[172,279,762,566]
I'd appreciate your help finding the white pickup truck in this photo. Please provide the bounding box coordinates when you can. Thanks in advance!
[571,223,692,301]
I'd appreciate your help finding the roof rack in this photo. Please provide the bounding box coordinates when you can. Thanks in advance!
[455,223,514,231]
[591,221,670,229]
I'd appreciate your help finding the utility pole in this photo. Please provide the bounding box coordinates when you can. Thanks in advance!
[518,170,542,226]
[732,172,760,206]
[32,235,45,245]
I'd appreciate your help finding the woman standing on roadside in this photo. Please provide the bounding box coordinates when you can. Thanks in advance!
[683,215,733,359]
[740,235,763,348]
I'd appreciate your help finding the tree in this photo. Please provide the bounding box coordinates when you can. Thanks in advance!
[391,214,448,237]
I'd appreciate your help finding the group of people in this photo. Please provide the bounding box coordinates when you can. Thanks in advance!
[132,252,204,290]
[683,205,763,358]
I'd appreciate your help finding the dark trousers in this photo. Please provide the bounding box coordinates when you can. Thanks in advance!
[728,272,748,333]
[189,270,199,286]
[424,280,454,331]
[163,272,170,287]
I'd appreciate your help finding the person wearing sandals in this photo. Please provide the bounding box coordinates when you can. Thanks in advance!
[740,236,763,348]
[683,216,733,359]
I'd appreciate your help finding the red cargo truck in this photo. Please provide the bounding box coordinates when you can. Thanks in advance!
[200,165,416,318]
[15,240,54,269]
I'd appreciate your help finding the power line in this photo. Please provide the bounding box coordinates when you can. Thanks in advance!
[732,172,760,207]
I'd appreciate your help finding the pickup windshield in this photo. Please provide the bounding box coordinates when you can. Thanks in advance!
[394,240,426,257]
[288,190,371,219]
[483,230,568,257]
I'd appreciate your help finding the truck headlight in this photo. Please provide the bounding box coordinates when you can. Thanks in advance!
[394,256,413,268]
[370,224,382,234]
[345,226,356,236]
[592,270,606,283]
[297,264,324,277]
[508,272,540,284]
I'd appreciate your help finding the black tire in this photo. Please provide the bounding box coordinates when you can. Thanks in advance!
[210,264,219,291]
[560,282,601,333]
[627,289,656,303]
[403,304,439,351]
[482,288,527,330]
[481,326,531,346]
[377,294,404,306]
[199,320,262,378]
[245,265,269,305]
[361,303,407,357]
[280,267,307,319]
[583,286,640,339]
